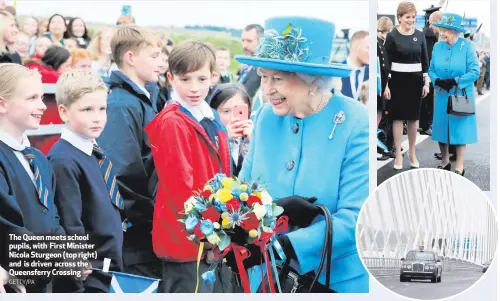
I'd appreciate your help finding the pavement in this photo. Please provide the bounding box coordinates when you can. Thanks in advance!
[375,270,485,300]
[377,92,490,191]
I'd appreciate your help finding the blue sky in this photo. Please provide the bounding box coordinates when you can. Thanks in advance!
[13,0,369,32]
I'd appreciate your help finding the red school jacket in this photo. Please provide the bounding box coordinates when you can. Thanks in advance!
[145,103,231,262]
[25,62,61,84]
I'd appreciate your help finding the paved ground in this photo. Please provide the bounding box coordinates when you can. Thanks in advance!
[378,92,490,191]
[376,270,485,300]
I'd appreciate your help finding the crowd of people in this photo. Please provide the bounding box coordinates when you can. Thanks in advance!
[377,1,488,177]
[0,4,370,295]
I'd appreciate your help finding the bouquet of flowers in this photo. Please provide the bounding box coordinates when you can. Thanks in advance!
[180,174,288,293]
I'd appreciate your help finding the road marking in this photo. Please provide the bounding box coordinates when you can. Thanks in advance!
[377,92,490,169]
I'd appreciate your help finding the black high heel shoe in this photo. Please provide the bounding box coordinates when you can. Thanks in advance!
[455,169,465,176]
[437,163,451,171]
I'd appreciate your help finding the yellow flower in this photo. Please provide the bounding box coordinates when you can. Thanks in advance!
[255,191,262,199]
[203,185,213,192]
[221,217,232,229]
[221,178,235,189]
[213,222,221,230]
[249,229,258,238]
[207,232,221,245]
[253,203,267,220]
[221,212,230,219]
[240,184,248,191]
[216,188,233,203]
[239,192,249,202]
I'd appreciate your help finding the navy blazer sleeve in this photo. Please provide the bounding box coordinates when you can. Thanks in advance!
[0,169,68,283]
[97,101,155,224]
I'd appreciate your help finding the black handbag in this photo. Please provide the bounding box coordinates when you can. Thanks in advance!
[276,204,336,293]
[447,81,475,116]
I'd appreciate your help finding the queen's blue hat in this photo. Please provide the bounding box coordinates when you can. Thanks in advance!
[432,13,466,33]
[235,16,352,77]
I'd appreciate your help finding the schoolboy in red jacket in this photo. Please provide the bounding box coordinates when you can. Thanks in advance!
[145,40,232,293]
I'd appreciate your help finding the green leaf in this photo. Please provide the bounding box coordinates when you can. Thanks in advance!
[218,233,231,250]
[273,205,284,217]
[282,23,293,38]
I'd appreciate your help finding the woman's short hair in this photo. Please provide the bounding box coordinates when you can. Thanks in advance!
[378,16,394,34]
[256,67,336,93]
[295,73,336,92]
[397,1,417,18]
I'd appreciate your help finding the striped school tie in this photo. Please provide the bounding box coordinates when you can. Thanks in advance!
[92,144,124,210]
[22,147,50,208]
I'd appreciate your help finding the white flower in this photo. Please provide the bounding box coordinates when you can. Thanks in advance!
[206,232,221,245]
[260,190,273,205]
[253,203,267,220]
[184,196,196,212]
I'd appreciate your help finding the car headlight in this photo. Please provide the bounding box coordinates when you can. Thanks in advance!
[407,264,412,269]
[427,265,435,270]
[425,266,429,270]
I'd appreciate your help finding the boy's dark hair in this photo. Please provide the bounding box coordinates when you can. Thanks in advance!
[161,46,170,56]
[168,40,216,75]
[42,46,71,70]
[208,83,252,115]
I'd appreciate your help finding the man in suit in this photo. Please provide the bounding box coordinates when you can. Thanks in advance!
[340,31,369,101]
[238,24,264,100]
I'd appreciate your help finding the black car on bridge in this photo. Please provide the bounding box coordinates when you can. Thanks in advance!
[400,250,443,283]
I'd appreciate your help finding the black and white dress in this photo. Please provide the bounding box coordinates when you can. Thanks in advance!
[384,27,429,121]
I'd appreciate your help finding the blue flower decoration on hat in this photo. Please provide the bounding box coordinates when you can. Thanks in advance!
[235,16,352,77]
[257,24,310,63]
[432,12,466,33]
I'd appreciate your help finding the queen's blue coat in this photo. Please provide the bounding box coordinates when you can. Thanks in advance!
[239,91,369,293]
[429,37,480,145]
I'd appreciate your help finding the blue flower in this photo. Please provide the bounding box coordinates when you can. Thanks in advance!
[200,220,214,236]
[232,188,243,199]
[185,215,199,232]
[214,199,228,212]
[193,198,207,212]
[265,204,273,218]
[210,174,226,191]
[202,270,216,284]
[257,27,310,63]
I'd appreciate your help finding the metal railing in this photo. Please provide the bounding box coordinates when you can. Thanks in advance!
[363,257,483,277]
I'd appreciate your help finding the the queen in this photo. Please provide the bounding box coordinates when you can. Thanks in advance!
[429,13,480,176]
[234,16,369,293]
